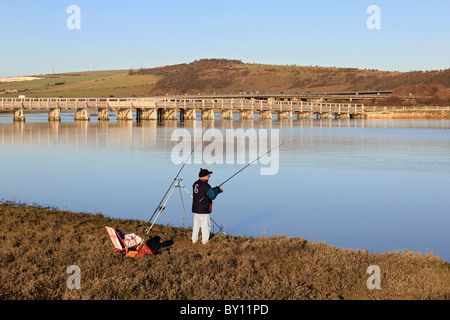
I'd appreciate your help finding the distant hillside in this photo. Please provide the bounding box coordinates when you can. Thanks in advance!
[1,59,449,104]
[131,59,450,96]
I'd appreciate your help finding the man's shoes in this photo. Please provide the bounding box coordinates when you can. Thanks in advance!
[192,240,209,245]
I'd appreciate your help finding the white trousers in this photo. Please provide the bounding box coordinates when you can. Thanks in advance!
[192,213,211,244]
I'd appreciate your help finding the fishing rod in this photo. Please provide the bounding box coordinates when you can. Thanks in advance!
[137,121,212,249]
[199,141,286,203]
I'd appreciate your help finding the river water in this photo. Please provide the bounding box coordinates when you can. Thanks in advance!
[1,112,449,261]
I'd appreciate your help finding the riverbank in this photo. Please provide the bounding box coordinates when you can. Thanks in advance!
[365,111,450,119]
[0,201,448,300]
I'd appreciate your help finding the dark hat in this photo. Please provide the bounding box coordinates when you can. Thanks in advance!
[199,168,213,177]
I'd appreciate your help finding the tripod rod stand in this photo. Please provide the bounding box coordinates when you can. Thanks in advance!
[145,178,225,235]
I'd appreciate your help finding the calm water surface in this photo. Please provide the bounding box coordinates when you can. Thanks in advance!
[1,113,449,261]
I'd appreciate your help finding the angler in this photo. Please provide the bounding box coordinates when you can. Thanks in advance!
[191,168,223,245]
[132,122,213,255]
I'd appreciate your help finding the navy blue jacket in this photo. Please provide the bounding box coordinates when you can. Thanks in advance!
[192,179,220,214]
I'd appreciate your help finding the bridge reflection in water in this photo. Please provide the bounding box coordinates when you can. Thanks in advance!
[2,117,382,147]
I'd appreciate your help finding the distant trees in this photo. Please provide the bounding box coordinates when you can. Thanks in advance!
[191,58,243,65]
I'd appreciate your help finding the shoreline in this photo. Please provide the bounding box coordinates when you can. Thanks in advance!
[1,201,448,300]
[364,111,450,119]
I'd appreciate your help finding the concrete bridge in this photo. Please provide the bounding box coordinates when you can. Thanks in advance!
[0,97,365,121]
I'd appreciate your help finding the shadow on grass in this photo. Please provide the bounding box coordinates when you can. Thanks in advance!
[147,236,174,255]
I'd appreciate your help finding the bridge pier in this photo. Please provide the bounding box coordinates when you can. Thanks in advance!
[117,108,133,120]
[335,113,350,119]
[258,111,272,120]
[221,109,233,120]
[350,113,366,119]
[98,108,109,121]
[297,112,312,119]
[13,109,25,121]
[278,111,292,120]
[202,109,214,120]
[185,108,197,120]
[48,108,61,121]
[139,108,158,120]
[74,108,90,121]
[136,108,142,121]
[240,110,253,120]
[317,113,332,120]
[179,109,185,121]
[161,108,177,120]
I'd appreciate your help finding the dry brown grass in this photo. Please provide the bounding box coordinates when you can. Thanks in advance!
[0,202,448,300]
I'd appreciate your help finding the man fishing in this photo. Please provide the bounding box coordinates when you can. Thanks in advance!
[191,168,223,244]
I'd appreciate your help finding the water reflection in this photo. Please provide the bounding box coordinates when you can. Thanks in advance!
[3,116,449,147]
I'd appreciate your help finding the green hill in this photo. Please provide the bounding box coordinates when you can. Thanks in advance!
[1,59,449,102]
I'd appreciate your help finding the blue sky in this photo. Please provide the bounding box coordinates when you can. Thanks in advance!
[0,0,449,77]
